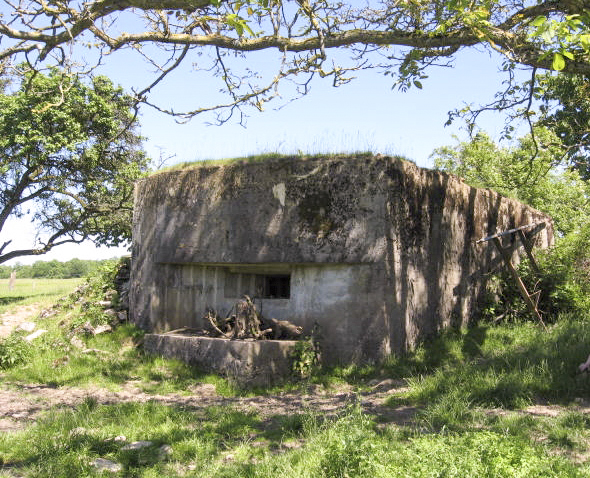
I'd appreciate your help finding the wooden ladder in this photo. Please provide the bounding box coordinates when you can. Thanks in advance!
[476,222,547,330]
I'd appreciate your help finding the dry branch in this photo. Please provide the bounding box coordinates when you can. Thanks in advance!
[203,296,303,340]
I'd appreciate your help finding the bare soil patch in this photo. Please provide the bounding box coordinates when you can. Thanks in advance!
[0,379,417,433]
[3,378,588,435]
[0,305,42,339]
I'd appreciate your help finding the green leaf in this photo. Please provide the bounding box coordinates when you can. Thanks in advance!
[243,23,255,36]
[531,16,547,27]
[562,51,575,60]
[541,30,553,43]
[552,53,566,71]
[413,80,423,89]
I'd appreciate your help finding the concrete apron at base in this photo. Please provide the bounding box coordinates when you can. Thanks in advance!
[144,334,298,387]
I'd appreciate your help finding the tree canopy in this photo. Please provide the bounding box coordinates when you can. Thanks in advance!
[537,73,590,179]
[0,258,112,279]
[0,0,588,123]
[0,68,149,264]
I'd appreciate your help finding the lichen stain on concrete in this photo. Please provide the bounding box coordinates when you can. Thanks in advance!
[297,190,335,236]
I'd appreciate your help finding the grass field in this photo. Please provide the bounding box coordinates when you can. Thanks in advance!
[1,274,590,476]
[0,278,82,314]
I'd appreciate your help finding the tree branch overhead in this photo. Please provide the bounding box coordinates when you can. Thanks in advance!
[0,0,589,119]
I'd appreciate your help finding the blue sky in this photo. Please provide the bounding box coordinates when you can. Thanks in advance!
[6,43,531,265]
[117,45,526,167]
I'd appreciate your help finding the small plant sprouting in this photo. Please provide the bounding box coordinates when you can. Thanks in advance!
[292,339,316,379]
[291,324,322,379]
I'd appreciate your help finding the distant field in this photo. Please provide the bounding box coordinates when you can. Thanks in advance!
[0,278,82,314]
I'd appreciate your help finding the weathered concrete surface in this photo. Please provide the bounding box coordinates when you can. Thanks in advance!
[131,155,554,365]
[143,334,297,386]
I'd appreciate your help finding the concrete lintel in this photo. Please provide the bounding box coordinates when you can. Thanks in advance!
[153,261,373,273]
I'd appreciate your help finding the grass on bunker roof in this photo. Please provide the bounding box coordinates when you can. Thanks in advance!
[149,150,402,176]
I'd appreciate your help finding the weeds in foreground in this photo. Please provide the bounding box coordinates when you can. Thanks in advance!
[1,403,586,477]
[0,331,32,369]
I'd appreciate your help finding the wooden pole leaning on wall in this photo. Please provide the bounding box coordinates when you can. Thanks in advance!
[477,222,547,331]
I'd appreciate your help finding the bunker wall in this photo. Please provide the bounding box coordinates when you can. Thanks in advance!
[130,156,553,364]
[144,262,385,364]
[382,160,552,352]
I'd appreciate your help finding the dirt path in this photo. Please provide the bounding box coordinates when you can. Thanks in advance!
[0,379,418,433]
[2,378,588,434]
[0,305,42,339]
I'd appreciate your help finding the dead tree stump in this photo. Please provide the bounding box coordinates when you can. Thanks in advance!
[203,296,301,341]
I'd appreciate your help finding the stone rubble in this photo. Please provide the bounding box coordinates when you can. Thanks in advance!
[93,324,113,335]
[24,329,47,342]
[157,444,173,461]
[90,458,122,473]
[121,440,153,451]
[17,322,36,332]
[89,440,172,472]
[70,336,85,349]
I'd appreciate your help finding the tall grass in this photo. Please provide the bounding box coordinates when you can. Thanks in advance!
[378,312,590,436]
[152,150,402,176]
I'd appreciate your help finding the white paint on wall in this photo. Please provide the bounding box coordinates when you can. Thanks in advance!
[272,183,286,207]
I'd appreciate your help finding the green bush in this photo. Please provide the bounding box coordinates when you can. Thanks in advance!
[67,259,124,330]
[0,334,32,369]
[483,224,590,323]
[291,337,320,379]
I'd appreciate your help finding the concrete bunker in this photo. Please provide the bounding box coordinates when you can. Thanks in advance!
[130,155,554,370]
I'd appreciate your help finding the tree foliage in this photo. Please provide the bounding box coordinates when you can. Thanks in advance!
[0,258,113,279]
[537,73,590,179]
[0,68,149,264]
[0,0,588,123]
[432,129,590,236]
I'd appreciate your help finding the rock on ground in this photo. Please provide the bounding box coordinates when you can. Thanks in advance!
[91,458,122,473]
